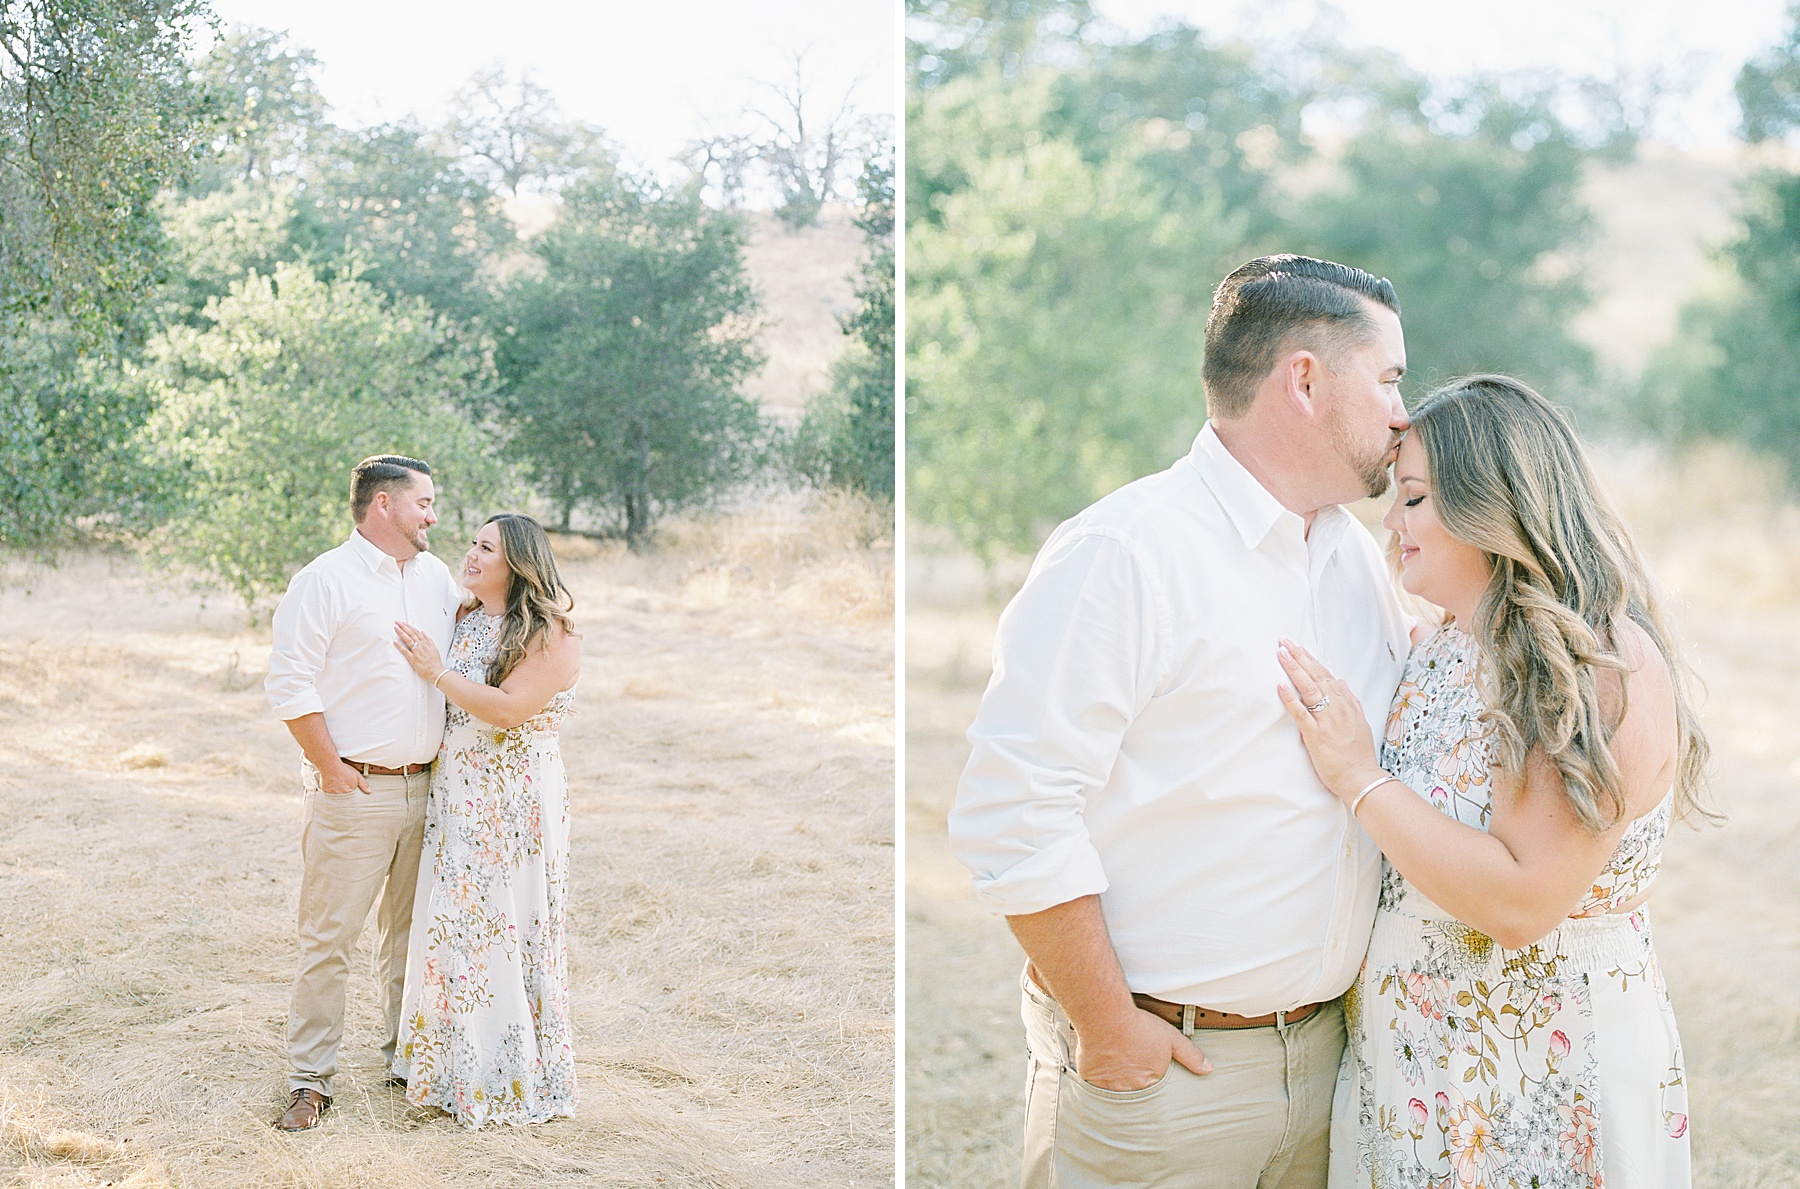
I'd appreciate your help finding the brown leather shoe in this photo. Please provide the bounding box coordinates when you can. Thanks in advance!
[275,1088,330,1131]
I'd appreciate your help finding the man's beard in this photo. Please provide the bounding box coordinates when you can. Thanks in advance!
[1351,447,1393,500]
[387,511,429,554]
[1327,413,1397,501]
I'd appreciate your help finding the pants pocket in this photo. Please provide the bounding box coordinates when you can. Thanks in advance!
[1066,1063,1174,1103]
[1020,967,1174,1100]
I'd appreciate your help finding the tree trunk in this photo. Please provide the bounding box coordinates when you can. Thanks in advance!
[625,492,647,553]
[625,428,653,553]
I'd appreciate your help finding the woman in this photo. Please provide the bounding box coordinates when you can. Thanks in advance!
[391,512,582,1127]
[1273,376,1710,1188]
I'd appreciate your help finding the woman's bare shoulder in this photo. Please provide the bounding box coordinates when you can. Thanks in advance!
[1607,617,1678,806]
[1614,617,1674,703]
[527,617,582,673]
[545,618,581,650]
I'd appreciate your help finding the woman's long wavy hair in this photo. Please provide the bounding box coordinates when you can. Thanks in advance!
[1408,375,1713,831]
[482,513,577,687]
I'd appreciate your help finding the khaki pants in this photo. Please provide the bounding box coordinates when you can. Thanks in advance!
[1021,969,1345,1189]
[286,761,429,1097]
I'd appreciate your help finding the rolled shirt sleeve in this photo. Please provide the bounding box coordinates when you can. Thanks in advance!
[266,568,336,721]
[948,527,1166,917]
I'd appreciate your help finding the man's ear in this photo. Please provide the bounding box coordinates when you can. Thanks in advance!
[1285,350,1323,414]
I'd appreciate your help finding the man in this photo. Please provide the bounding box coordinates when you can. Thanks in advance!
[265,455,464,1131]
[948,255,1416,1188]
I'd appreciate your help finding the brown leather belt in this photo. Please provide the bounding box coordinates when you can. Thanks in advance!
[341,759,430,777]
[1132,993,1326,1031]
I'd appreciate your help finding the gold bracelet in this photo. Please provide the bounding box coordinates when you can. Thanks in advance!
[433,669,450,691]
[1350,774,1397,816]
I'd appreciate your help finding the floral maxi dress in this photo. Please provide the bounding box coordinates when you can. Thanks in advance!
[395,609,578,1127]
[1331,626,1688,1189]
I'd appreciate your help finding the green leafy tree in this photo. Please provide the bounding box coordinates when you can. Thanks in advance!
[0,315,169,545]
[170,35,512,327]
[156,177,301,325]
[288,122,511,323]
[1042,26,1309,242]
[908,7,1303,243]
[907,72,1239,556]
[0,0,212,544]
[188,25,327,189]
[495,176,766,549]
[0,322,170,541]
[1736,2,1800,143]
[160,126,510,329]
[1303,82,1596,394]
[907,0,1098,92]
[140,261,508,603]
[1644,168,1800,481]
[794,155,895,498]
[0,0,212,332]
[1642,4,1800,481]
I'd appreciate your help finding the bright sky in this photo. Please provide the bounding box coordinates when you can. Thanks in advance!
[203,0,897,174]
[1094,0,1793,147]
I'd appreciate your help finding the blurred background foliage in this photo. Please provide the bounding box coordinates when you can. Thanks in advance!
[1641,8,1800,483]
[906,0,1800,558]
[794,156,898,499]
[1,5,894,597]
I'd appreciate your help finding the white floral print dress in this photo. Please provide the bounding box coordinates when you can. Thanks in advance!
[395,608,578,1127]
[1331,625,1689,1189]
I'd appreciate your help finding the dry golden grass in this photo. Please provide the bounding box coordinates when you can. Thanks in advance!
[904,441,1800,1188]
[0,496,893,1188]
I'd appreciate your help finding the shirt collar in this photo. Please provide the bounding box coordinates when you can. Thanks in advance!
[346,528,401,575]
[1188,422,1351,553]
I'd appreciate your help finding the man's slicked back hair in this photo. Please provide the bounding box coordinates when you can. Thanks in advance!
[1202,254,1400,418]
[351,454,432,521]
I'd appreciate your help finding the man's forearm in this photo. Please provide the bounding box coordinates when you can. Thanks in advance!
[1006,895,1138,1035]
[283,713,343,771]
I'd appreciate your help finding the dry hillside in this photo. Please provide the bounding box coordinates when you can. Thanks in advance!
[741,208,866,422]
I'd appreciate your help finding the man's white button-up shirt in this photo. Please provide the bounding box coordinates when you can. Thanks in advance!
[266,530,465,768]
[949,422,1413,1015]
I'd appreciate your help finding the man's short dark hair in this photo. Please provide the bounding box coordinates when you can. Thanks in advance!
[1201,255,1400,418]
[351,455,431,521]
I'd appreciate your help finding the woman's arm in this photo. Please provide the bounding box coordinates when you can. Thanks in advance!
[1277,631,1676,949]
[395,619,580,730]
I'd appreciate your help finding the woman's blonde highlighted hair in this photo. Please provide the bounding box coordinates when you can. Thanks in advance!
[482,513,577,687]
[1409,375,1712,830]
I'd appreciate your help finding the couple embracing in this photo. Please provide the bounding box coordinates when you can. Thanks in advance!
[951,256,1707,1188]
[264,455,582,1131]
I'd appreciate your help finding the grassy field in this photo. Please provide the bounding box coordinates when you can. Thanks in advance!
[904,443,1800,1188]
[0,499,894,1188]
